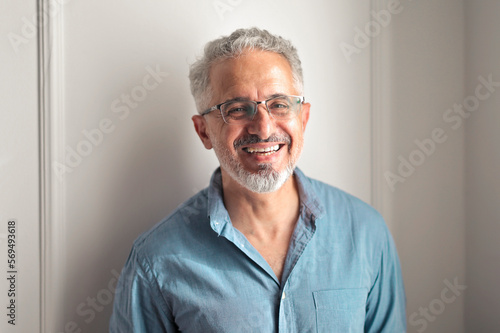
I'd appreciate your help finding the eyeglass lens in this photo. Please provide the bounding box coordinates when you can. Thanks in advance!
[221,96,301,123]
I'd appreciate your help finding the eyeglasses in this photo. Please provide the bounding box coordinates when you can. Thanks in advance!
[201,95,305,124]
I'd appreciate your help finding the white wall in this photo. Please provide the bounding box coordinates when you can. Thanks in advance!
[9,1,500,332]
[465,1,500,331]
[0,1,40,332]
[43,1,373,332]
[379,1,466,332]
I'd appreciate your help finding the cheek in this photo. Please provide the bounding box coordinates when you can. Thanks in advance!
[225,128,246,148]
[208,126,238,151]
[286,122,304,140]
[289,126,306,152]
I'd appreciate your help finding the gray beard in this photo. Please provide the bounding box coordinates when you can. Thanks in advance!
[214,145,296,193]
[230,162,295,193]
[210,132,298,193]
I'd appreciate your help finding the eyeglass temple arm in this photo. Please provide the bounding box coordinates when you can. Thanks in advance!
[201,105,218,116]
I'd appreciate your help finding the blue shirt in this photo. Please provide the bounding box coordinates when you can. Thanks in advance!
[110,168,406,332]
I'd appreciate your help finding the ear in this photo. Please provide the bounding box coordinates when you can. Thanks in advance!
[300,102,311,131]
[192,115,213,149]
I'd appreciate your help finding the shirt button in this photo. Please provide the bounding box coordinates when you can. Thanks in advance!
[282,292,286,300]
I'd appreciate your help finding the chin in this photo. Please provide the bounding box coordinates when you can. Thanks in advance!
[230,162,295,193]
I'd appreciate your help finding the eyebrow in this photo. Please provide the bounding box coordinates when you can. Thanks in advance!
[221,93,288,104]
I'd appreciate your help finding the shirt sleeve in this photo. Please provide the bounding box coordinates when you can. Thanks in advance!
[109,246,178,333]
[364,226,407,333]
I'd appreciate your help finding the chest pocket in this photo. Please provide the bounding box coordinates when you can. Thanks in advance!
[313,288,367,333]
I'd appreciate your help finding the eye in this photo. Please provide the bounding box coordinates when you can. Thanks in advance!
[272,103,289,109]
[223,102,252,120]
[268,98,291,116]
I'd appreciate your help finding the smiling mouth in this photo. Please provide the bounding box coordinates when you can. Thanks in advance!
[242,144,284,156]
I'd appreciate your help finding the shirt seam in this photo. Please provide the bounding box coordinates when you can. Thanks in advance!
[138,249,176,321]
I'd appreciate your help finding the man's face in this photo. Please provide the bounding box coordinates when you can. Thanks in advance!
[193,50,310,193]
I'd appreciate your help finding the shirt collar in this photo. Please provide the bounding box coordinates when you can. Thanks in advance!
[206,167,325,235]
[293,167,325,222]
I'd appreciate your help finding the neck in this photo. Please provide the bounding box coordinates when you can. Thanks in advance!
[221,168,300,239]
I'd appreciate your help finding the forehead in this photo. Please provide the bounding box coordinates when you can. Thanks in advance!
[209,50,296,100]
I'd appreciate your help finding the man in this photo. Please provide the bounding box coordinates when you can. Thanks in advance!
[110,27,406,332]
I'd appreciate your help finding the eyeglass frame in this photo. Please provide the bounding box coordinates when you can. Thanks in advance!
[200,94,306,124]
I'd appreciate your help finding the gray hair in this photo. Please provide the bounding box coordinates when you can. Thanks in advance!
[188,27,304,113]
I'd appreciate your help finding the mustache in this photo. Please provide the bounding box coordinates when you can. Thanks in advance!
[233,134,291,149]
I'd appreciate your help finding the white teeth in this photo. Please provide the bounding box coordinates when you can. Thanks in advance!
[245,144,280,154]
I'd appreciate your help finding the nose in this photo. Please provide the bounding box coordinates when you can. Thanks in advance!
[247,104,275,139]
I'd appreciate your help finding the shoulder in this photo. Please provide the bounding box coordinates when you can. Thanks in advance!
[131,188,211,260]
[304,174,383,221]
[301,173,390,246]
[299,172,400,285]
